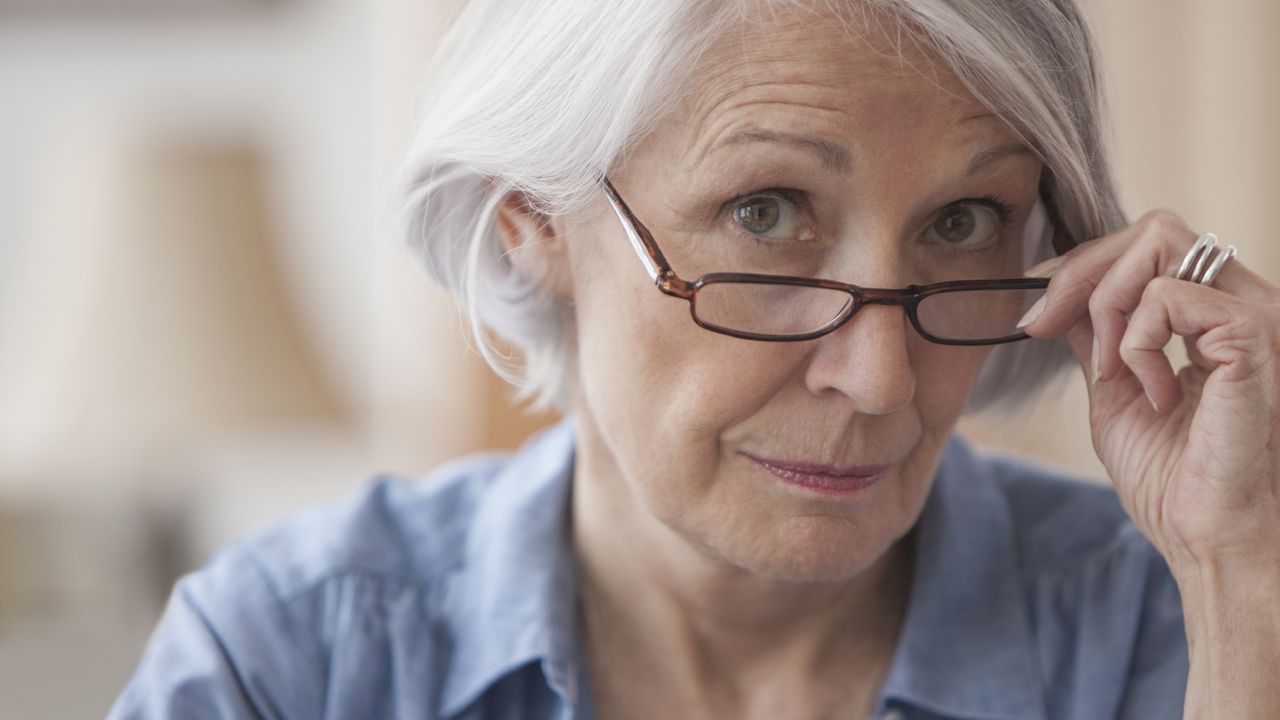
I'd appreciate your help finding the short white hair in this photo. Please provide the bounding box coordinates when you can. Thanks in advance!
[397,0,1126,414]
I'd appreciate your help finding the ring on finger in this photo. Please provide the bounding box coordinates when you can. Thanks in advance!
[1174,233,1238,287]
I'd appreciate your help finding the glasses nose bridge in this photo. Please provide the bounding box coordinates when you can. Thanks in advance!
[859,293,914,308]
[830,288,919,336]
[856,289,918,315]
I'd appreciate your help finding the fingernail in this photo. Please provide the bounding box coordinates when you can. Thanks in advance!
[1091,337,1101,383]
[1023,255,1066,278]
[1016,296,1047,328]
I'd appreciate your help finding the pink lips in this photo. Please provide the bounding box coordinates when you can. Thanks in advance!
[743,452,889,495]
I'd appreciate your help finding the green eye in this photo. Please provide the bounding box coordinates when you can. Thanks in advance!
[731,193,802,240]
[734,197,781,233]
[934,207,975,242]
[926,203,1001,248]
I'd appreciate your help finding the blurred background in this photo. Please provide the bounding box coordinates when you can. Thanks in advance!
[0,0,1275,716]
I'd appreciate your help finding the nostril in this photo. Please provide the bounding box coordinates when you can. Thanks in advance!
[803,306,917,413]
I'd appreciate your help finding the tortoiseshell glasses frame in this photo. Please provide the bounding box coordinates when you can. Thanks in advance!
[600,175,1057,346]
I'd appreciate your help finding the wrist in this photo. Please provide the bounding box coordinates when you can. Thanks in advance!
[1174,545,1280,612]
[1177,552,1280,668]
[1173,554,1280,719]
[1169,518,1280,584]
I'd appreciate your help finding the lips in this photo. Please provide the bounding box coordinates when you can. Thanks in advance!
[742,452,889,494]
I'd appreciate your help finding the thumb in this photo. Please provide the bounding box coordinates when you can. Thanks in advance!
[1063,310,1155,424]
[1063,314,1095,384]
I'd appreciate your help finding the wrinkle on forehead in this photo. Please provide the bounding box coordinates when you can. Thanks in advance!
[685,83,850,170]
[674,2,993,170]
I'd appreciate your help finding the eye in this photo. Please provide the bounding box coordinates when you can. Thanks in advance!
[924,199,1010,249]
[730,192,805,241]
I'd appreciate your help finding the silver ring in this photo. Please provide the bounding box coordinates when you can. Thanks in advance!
[1175,233,1237,287]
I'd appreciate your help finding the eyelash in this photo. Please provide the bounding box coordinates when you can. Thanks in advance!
[967,193,1015,225]
[723,188,1017,238]
[724,187,800,218]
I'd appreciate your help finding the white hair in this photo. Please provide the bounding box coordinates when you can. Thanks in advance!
[396,0,1126,415]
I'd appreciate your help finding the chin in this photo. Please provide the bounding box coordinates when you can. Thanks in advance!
[724,515,899,584]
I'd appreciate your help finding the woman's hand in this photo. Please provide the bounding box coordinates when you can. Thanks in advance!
[1019,209,1280,718]
[1017,209,1280,576]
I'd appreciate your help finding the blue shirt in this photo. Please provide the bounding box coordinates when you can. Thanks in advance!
[109,416,1189,719]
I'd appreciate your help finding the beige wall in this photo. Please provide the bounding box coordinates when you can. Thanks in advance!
[960,0,1280,478]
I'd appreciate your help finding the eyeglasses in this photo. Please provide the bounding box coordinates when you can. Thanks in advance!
[601,176,1054,346]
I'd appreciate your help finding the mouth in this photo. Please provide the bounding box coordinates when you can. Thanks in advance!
[741,451,889,495]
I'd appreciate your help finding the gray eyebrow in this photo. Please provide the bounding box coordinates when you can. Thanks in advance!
[711,128,1033,177]
[965,143,1036,175]
[710,128,852,174]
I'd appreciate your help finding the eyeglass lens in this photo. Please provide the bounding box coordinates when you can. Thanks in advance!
[693,282,1045,342]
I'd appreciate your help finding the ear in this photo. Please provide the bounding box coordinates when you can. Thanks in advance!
[494,189,573,298]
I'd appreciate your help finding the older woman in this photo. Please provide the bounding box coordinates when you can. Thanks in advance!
[111,0,1280,718]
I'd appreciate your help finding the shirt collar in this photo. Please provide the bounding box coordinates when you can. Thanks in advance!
[876,435,1047,720]
[440,416,582,718]
[439,422,1045,720]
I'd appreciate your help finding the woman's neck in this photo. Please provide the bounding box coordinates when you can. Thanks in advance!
[570,426,916,717]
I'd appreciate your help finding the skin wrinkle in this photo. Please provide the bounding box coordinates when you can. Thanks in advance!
[707,127,1031,184]
[663,146,1039,281]
[711,127,854,174]
[687,85,852,169]
[966,142,1035,174]
[421,0,1280,702]
[493,7,1046,719]
[671,106,1034,246]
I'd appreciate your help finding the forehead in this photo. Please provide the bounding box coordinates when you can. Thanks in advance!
[668,5,1012,171]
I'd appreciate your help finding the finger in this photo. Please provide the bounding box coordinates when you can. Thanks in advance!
[1025,212,1189,361]
[1087,213,1198,384]
[1065,312,1159,435]
[1118,283,1182,412]
[1061,311,1093,376]
[1085,214,1277,385]
[1183,331,1214,372]
[1018,236,1118,340]
[1021,210,1276,342]
[1118,276,1264,410]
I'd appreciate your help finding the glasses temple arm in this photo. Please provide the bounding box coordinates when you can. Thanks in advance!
[602,176,682,285]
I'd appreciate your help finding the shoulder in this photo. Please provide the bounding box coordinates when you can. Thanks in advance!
[109,442,547,720]
[952,439,1188,717]
[242,450,513,599]
[955,438,1176,594]
[968,444,1139,573]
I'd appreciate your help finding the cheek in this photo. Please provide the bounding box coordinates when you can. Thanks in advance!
[568,215,801,422]
[912,342,993,425]
[568,238,808,501]
[574,267,803,445]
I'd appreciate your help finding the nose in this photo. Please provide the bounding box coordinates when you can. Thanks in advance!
[802,300,916,415]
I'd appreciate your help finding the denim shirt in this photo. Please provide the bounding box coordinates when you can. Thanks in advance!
[109,416,1188,719]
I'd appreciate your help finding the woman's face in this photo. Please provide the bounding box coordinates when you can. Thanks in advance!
[559,11,1043,582]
